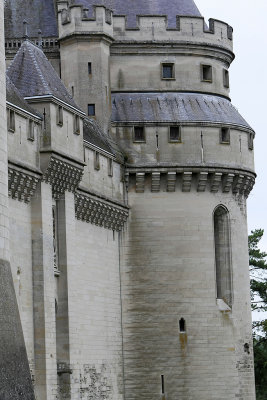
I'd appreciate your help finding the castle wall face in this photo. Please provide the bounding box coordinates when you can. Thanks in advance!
[63,220,124,399]
[2,1,256,399]
[121,189,255,400]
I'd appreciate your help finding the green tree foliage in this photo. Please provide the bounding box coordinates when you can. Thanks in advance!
[249,229,267,398]
[249,229,267,332]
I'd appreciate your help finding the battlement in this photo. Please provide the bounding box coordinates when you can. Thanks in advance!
[57,3,113,41]
[57,2,233,52]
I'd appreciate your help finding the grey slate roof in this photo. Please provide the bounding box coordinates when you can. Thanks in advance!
[6,75,42,119]
[4,0,58,38]
[77,0,202,28]
[7,40,80,111]
[4,0,202,38]
[111,92,253,130]
[83,118,124,161]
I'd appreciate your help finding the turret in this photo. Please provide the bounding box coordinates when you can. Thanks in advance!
[57,2,114,132]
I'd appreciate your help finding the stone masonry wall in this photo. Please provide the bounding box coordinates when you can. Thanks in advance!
[120,189,255,400]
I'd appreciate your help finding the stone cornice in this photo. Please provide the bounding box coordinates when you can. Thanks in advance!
[42,154,84,199]
[8,163,41,203]
[75,189,129,231]
[126,167,255,199]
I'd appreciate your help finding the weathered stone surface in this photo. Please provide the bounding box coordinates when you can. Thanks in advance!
[0,260,35,399]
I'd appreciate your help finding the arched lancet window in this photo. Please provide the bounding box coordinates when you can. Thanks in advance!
[214,205,232,306]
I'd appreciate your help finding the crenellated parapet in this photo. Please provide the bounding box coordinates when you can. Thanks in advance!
[57,3,233,54]
[57,3,114,42]
[113,16,233,51]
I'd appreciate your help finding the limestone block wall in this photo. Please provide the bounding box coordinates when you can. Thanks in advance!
[7,109,41,169]
[120,189,255,400]
[9,199,35,378]
[110,54,230,96]
[66,220,124,400]
[81,146,124,201]
[113,125,254,172]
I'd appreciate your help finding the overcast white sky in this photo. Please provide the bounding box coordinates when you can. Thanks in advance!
[197,0,267,250]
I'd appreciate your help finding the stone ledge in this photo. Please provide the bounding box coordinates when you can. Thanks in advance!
[126,168,255,198]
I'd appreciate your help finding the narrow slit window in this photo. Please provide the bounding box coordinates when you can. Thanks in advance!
[220,127,230,144]
[8,109,15,132]
[201,64,212,82]
[223,69,229,88]
[94,151,100,170]
[108,158,113,177]
[214,206,232,306]
[179,318,186,333]
[57,105,63,126]
[161,375,165,394]
[28,120,35,140]
[74,115,80,134]
[169,126,181,142]
[52,203,60,276]
[88,62,92,75]
[134,126,145,142]
[88,104,95,117]
[162,63,175,79]
[248,132,254,150]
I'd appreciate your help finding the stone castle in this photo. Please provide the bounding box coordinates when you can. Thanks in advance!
[0,0,256,399]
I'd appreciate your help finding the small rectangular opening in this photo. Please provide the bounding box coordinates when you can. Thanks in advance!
[161,375,165,394]
[201,64,212,82]
[57,105,63,126]
[248,132,254,150]
[8,109,15,132]
[74,115,80,134]
[179,318,186,333]
[88,62,92,75]
[169,126,181,142]
[223,69,229,88]
[220,127,230,144]
[108,158,113,177]
[88,104,95,117]
[28,120,35,141]
[94,151,100,170]
[134,126,145,142]
[162,63,175,79]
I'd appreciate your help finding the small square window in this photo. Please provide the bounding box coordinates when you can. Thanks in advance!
[88,62,92,75]
[220,127,230,144]
[169,126,181,142]
[74,115,80,134]
[94,151,100,170]
[248,132,254,150]
[108,158,113,177]
[7,109,15,132]
[133,126,145,142]
[88,104,95,116]
[28,120,35,141]
[57,105,63,126]
[223,69,229,88]
[201,64,212,82]
[162,63,175,80]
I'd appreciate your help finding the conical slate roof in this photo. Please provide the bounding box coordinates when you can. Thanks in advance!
[76,0,202,27]
[4,0,58,38]
[7,40,80,111]
[4,0,202,38]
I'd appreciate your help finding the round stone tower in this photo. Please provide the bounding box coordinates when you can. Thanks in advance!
[107,2,256,400]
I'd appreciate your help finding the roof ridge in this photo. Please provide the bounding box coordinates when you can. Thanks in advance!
[25,41,52,95]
